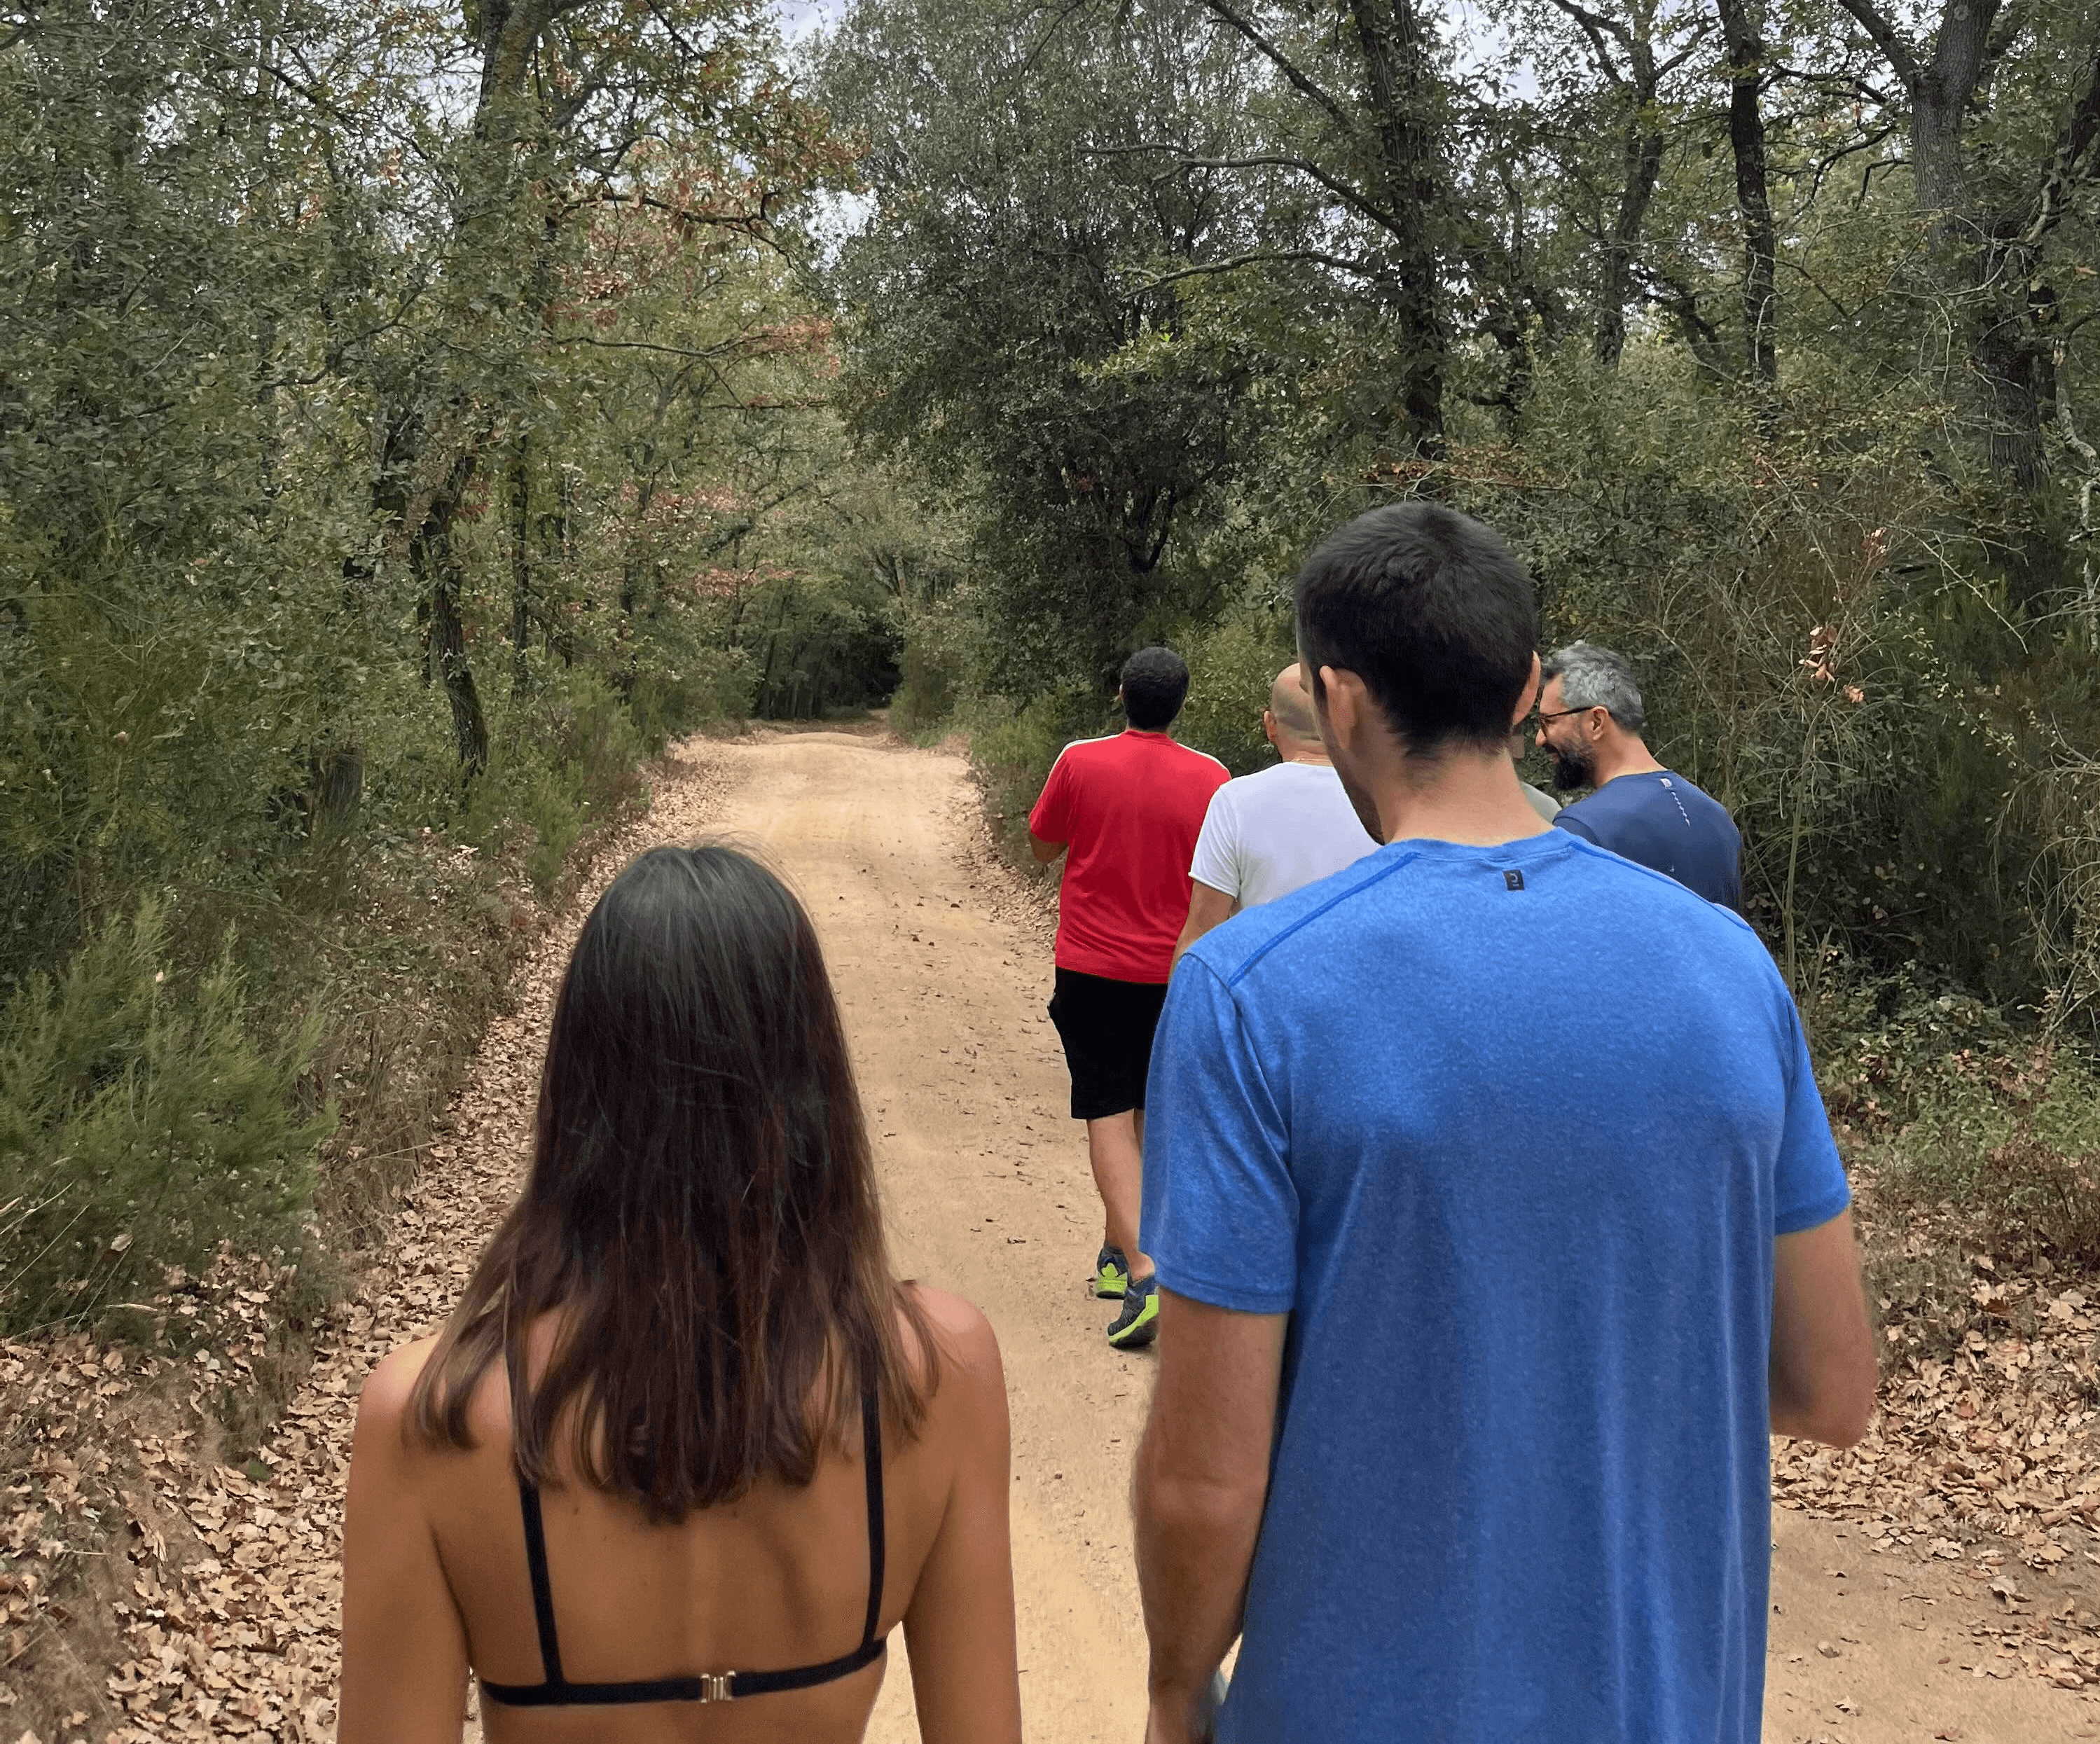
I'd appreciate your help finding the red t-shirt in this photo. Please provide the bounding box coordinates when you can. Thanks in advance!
[1028,731,1231,984]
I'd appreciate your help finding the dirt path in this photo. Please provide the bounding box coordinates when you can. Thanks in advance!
[92,726,2100,1742]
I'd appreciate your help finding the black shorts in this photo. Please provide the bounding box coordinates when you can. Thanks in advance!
[1047,967,1169,1121]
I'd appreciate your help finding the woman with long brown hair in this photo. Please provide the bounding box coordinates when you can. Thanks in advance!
[340,845,1021,1742]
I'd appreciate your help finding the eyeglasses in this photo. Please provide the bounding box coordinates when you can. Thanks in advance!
[1531,705,1598,731]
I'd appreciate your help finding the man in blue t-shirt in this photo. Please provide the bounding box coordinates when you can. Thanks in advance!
[1131,504,1877,1744]
[1535,641,1743,910]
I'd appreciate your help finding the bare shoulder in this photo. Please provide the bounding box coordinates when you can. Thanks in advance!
[354,1334,442,1440]
[900,1283,1003,1390]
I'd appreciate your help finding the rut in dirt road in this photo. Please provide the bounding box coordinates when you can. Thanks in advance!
[88,725,2100,1744]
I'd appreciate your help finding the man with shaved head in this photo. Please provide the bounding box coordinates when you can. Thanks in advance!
[1174,663,1379,964]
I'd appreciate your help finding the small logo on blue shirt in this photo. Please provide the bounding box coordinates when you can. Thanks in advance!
[1503,869,1525,891]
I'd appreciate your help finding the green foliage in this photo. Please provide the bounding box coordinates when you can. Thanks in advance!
[891,639,961,735]
[820,0,1308,693]
[0,0,876,1318]
[1175,614,1296,775]
[732,575,901,719]
[457,672,650,895]
[1456,346,2048,996]
[0,899,332,1335]
[1860,1044,2100,1276]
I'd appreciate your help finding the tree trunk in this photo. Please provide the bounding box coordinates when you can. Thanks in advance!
[508,439,532,695]
[1596,120,1665,367]
[1714,0,1777,385]
[548,464,575,665]
[411,450,490,776]
[1961,37,2100,490]
[1840,0,2050,478]
[1346,0,1446,453]
[387,0,564,763]
[1911,8,1996,226]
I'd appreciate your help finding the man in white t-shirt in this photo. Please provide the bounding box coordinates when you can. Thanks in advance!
[1173,663,1379,964]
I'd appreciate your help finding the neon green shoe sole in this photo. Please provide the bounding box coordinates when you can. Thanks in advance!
[1106,1277,1159,1348]
[1093,1245,1129,1300]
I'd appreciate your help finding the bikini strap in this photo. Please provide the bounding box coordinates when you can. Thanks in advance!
[484,1376,886,1710]
[859,1372,886,1650]
[516,1477,567,1689]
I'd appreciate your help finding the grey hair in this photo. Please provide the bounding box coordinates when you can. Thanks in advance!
[1542,642,1645,733]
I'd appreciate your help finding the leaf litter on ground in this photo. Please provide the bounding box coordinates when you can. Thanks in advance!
[1,740,733,1741]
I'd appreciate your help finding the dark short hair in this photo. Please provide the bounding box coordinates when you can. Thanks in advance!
[1119,646,1190,730]
[1294,503,1536,753]
[410,844,934,1522]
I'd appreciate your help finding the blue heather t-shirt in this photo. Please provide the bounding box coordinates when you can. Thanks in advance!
[1142,828,1849,1744]
[1554,770,1743,910]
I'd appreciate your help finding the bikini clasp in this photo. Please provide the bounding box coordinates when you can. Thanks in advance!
[698,1672,735,1703]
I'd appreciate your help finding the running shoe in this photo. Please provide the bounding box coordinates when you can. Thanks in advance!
[1105,1273,1159,1348]
[1092,1245,1130,1300]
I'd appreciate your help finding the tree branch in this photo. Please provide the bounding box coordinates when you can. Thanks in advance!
[2014,31,2100,251]
[1543,0,1631,87]
[1768,63,1900,111]
[1832,0,1921,90]
[1196,0,1358,140]
[1132,248,1379,291]
[1152,154,1402,236]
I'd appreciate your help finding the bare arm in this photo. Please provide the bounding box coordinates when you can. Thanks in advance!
[1172,883,1237,969]
[1028,830,1066,864]
[1133,1292,1287,1744]
[1770,1207,1877,1446]
[902,1301,1023,1744]
[340,1341,470,1744]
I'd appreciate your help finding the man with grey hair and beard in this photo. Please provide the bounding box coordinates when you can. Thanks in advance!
[1534,640,1743,909]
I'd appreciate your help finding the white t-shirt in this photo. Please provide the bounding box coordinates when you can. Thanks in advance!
[1188,759,1380,911]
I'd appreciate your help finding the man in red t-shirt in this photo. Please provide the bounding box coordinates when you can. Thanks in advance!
[1028,646,1229,1348]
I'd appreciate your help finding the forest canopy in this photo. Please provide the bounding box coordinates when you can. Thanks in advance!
[815,0,2100,1023]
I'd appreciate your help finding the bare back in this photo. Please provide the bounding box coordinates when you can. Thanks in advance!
[341,1287,1019,1744]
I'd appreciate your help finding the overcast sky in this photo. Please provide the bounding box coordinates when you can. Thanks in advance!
[772,3,1530,90]
[775,0,841,38]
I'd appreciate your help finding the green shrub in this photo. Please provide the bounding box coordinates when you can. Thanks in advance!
[1176,612,1294,775]
[965,688,1107,861]
[1818,950,2100,1271]
[0,898,333,1334]
[891,637,960,733]
[1865,1044,2100,1259]
[460,671,652,896]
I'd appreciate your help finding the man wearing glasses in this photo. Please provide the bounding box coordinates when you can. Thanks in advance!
[1533,641,1743,910]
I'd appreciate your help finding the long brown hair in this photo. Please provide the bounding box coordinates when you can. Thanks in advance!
[410,843,935,1521]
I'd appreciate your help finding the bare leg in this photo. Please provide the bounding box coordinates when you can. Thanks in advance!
[1086,1109,1154,1281]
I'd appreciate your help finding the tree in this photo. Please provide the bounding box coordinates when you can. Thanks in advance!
[1713,0,1777,383]
[1830,0,2100,482]
[1181,0,1455,450]
[822,0,1303,689]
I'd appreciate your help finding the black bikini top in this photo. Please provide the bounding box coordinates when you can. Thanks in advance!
[478,1380,889,1708]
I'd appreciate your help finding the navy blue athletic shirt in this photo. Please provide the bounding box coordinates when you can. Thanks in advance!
[1552,768,1741,909]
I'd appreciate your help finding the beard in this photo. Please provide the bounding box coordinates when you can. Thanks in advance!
[1549,740,1597,792]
